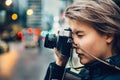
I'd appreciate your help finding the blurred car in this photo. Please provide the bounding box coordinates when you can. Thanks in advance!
[23,34,38,48]
[21,28,41,48]
[0,39,9,55]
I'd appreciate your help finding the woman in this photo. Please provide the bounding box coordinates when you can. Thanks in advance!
[44,0,120,80]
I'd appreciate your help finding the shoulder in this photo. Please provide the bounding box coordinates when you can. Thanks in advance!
[104,73,120,80]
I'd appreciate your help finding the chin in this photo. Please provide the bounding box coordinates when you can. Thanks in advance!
[79,58,89,65]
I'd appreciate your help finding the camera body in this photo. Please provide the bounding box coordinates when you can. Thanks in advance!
[44,28,72,58]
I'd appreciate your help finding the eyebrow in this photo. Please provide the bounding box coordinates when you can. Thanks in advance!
[72,31,84,35]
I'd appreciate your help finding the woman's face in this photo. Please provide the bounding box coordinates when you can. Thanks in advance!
[67,19,113,65]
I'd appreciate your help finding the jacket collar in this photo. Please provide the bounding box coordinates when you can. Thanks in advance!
[84,54,120,70]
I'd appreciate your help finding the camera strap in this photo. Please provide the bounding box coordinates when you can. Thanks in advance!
[79,47,120,71]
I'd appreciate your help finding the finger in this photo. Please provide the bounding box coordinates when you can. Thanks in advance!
[54,48,61,58]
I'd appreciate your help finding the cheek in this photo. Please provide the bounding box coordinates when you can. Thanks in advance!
[78,36,106,57]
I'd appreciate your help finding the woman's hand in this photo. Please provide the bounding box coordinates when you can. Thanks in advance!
[54,48,69,67]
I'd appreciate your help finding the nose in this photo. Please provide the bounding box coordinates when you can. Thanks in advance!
[72,42,77,48]
[72,36,78,48]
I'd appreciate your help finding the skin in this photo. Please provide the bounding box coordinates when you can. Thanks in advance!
[55,18,114,66]
[67,19,114,65]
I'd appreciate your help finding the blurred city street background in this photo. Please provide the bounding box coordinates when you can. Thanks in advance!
[0,0,76,80]
[0,0,119,80]
[1,41,55,80]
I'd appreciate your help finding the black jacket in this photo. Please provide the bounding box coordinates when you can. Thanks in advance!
[44,54,120,80]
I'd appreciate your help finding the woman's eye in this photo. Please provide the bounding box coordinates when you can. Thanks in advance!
[77,35,83,38]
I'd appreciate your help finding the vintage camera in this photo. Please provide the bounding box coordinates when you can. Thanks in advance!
[44,28,73,58]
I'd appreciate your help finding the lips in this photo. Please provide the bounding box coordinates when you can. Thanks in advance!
[76,50,83,55]
[76,50,85,57]
[78,54,84,57]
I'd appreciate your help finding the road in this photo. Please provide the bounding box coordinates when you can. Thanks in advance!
[8,41,55,80]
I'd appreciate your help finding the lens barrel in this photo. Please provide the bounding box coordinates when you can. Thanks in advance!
[44,34,57,48]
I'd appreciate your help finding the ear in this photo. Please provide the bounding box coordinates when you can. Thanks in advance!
[105,34,114,44]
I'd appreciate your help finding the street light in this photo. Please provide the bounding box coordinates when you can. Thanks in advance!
[26,9,34,16]
[11,13,18,20]
[5,0,13,7]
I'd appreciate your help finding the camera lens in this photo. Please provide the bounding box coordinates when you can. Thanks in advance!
[44,34,57,48]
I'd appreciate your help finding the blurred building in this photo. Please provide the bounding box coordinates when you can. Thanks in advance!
[0,0,27,41]
[26,0,42,28]
[0,0,75,41]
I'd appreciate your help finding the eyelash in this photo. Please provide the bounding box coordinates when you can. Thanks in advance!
[72,32,84,38]
[77,34,83,38]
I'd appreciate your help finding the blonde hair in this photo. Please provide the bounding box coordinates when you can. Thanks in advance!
[65,0,120,54]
